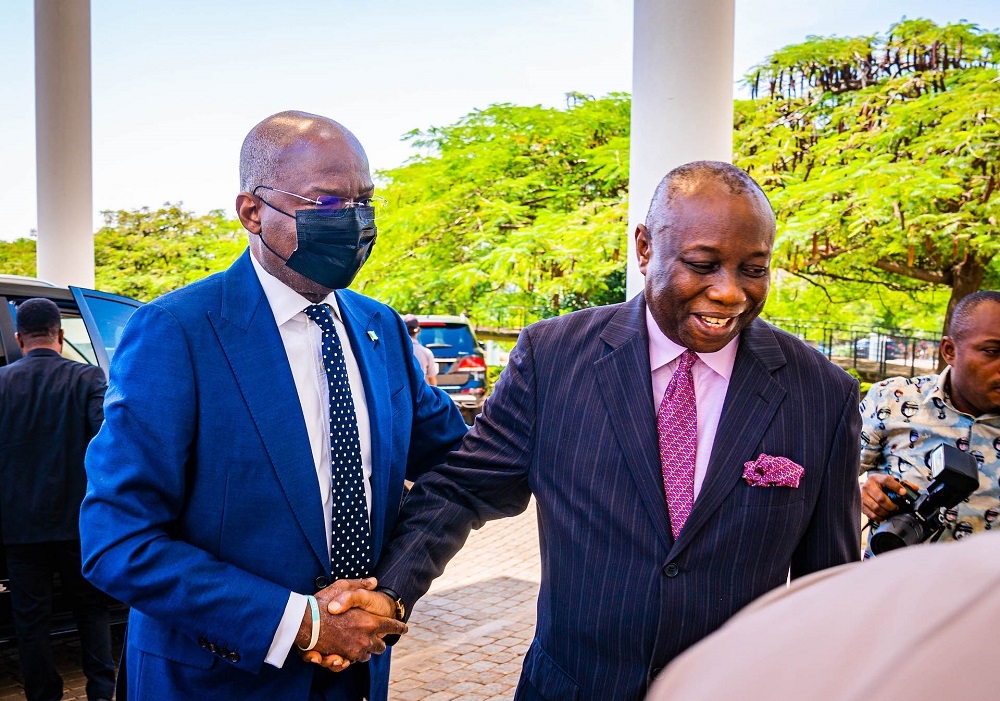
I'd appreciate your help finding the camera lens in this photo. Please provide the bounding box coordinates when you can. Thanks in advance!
[870,513,927,554]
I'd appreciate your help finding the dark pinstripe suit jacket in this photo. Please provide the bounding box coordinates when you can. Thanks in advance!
[375,294,861,701]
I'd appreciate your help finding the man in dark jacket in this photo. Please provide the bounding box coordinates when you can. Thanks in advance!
[0,298,114,701]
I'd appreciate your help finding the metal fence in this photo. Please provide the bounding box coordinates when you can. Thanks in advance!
[472,309,944,380]
[764,317,942,379]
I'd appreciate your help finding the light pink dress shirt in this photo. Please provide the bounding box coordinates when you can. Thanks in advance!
[646,307,739,501]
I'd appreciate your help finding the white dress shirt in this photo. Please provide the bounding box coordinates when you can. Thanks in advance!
[250,253,373,666]
[646,307,738,501]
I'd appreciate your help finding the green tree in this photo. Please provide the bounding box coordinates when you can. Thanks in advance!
[0,205,246,301]
[355,93,630,325]
[738,18,1000,339]
[0,238,38,277]
[93,204,245,301]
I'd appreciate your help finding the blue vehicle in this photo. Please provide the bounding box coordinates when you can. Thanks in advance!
[416,315,489,424]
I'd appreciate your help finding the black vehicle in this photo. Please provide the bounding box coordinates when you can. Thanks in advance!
[0,274,142,644]
[416,315,489,424]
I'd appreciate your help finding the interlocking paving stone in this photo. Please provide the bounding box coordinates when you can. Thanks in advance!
[389,502,541,699]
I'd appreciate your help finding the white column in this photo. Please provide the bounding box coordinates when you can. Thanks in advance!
[626,0,735,298]
[35,0,94,288]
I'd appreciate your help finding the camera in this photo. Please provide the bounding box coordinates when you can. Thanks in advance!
[867,444,980,556]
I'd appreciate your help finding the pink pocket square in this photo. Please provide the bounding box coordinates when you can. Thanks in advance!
[742,454,804,488]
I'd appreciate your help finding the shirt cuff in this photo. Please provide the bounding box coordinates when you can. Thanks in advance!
[265,592,309,668]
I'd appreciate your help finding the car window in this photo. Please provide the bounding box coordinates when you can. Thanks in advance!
[418,324,476,356]
[5,300,97,367]
[61,316,98,365]
[79,295,136,361]
[0,299,15,365]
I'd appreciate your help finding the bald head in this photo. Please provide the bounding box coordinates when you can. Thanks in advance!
[645,161,773,233]
[239,110,369,192]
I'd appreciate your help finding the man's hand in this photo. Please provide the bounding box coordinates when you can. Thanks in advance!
[861,474,918,521]
[327,585,397,618]
[295,578,406,668]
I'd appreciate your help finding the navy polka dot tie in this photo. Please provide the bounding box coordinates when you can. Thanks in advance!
[304,304,372,580]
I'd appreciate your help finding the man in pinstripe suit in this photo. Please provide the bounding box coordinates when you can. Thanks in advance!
[347,162,862,701]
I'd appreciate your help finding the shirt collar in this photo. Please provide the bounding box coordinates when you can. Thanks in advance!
[928,366,1000,421]
[926,366,950,406]
[645,306,739,380]
[249,250,343,327]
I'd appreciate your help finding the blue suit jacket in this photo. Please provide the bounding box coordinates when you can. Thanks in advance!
[80,250,467,701]
[374,294,861,701]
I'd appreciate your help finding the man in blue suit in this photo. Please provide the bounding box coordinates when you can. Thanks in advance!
[340,162,861,701]
[79,111,468,701]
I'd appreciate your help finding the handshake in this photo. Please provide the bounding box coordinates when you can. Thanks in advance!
[295,577,405,670]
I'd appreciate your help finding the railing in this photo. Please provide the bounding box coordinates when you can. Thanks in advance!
[471,310,944,380]
[763,317,942,379]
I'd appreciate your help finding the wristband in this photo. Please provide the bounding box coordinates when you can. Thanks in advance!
[297,594,321,651]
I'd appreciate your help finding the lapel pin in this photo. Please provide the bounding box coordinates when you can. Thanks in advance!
[367,330,378,342]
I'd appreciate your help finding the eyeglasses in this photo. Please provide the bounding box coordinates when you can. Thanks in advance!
[252,185,386,217]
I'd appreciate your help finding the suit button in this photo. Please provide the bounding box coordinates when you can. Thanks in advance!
[663,563,680,578]
[227,651,241,663]
[198,637,209,649]
[651,666,664,679]
[208,643,218,654]
[315,576,329,589]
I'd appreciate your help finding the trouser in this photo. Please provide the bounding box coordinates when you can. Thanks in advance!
[4,540,116,701]
[310,662,370,701]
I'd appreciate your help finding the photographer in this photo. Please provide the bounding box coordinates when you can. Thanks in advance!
[860,291,1000,542]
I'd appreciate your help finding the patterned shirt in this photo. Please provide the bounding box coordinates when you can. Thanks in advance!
[860,368,1000,541]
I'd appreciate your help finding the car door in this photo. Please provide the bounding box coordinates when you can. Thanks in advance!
[69,286,143,376]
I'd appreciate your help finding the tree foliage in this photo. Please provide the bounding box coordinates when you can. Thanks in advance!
[354,93,630,325]
[0,205,245,302]
[0,238,38,277]
[737,18,1000,337]
[93,204,245,301]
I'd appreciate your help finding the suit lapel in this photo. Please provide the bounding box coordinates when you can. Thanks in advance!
[335,291,391,559]
[595,296,673,552]
[670,319,787,556]
[209,251,329,572]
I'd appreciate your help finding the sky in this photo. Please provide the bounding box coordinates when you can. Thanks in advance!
[2,0,999,242]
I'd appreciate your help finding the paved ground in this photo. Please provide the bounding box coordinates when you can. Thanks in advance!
[0,628,123,701]
[0,503,541,700]
[388,503,540,701]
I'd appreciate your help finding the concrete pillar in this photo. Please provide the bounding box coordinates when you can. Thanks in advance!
[34,0,94,288]
[625,0,735,298]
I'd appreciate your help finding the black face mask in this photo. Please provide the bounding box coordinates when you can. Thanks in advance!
[257,207,377,290]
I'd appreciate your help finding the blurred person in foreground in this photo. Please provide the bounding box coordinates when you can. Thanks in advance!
[403,314,437,385]
[648,531,1000,701]
[329,161,862,701]
[860,290,1000,543]
[0,298,115,701]
[79,111,467,701]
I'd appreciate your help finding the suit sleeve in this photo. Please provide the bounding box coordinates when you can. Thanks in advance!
[80,303,290,674]
[374,327,537,611]
[790,379,862,578]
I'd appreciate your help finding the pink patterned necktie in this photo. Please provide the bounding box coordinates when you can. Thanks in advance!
[657,349,698,540]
